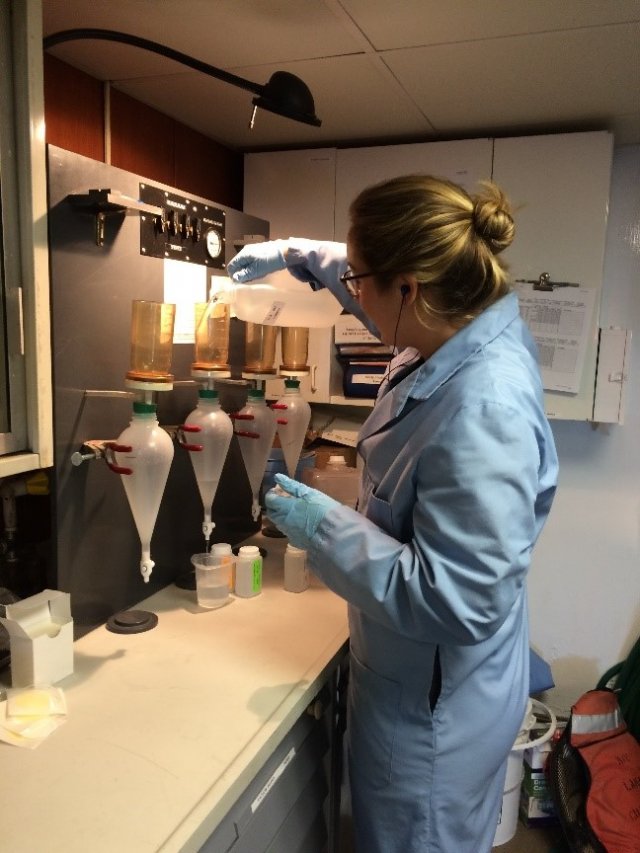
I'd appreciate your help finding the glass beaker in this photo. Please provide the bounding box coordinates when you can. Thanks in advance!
[244,322,279,373]
[193,301,230,370]
[281,326,309,371]
[127,300,176,382]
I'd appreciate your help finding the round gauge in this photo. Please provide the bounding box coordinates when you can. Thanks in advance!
[205,227,223,259]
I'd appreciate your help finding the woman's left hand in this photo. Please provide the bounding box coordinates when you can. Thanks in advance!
[265,473,339,550]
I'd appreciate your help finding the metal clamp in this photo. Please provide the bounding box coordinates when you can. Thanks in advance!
[70,439,113,467]
[516,272,580,291]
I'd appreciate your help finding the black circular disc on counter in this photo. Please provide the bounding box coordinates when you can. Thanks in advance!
[106,609,158,634]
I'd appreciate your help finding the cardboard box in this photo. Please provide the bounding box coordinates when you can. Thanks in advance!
[0,589,74,687]
[308,442,357,469]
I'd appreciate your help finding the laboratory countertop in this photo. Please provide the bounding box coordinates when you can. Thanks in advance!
[0,535,349,853]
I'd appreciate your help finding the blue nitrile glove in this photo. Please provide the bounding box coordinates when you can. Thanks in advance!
[226,240,287,282]
[265,473,339,550]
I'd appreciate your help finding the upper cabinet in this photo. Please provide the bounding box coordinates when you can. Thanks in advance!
[492,131,613,421]
[334,139,493,241]
[243,149,339,403]
[243,149,336,240]
[243,131,614,418]
[0,1,53,476]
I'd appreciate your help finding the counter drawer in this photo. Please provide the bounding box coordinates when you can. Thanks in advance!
[200,698,332,853]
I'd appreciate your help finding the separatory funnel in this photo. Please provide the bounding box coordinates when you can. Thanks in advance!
[178,389,233,550]
[105,401,174,582]
[232,389,277,521]
[272,379,311,478]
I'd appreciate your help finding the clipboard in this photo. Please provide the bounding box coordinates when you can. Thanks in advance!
[514,274,597,394]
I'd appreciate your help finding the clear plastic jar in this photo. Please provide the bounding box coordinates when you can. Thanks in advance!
[302,455,360,507]
[210,542,234,591]
[284,544,309,593]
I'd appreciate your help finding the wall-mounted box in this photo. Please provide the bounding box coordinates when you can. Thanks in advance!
[593,327,631,424]
[0,590,74,687]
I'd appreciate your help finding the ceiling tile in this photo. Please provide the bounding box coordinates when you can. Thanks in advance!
[341,0,640,49]
[43,0,364,74]
[41,0,640,148]
[382,25,640,137]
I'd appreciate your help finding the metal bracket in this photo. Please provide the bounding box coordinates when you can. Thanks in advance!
[67,189,163,247]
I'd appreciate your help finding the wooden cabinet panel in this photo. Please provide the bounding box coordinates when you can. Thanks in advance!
[110,88,174,187]
[174,123,242,209]
[43,55,104,161]
[43,59,242,208]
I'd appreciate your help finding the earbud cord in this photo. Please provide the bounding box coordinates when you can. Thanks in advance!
[381,291,408,385]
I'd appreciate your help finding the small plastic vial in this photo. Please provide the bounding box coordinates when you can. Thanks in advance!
[210,542,234,591]
[284,544,309,593]
[234,545,262,598]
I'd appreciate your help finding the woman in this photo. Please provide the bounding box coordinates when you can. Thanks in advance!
[227,175,558,853]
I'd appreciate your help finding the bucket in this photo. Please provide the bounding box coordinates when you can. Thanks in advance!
[493,698,557,847]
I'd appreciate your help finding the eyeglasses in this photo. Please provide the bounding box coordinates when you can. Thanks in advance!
[339,268,378,297]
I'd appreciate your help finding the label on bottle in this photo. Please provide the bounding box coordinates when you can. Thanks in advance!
[235,555,262,597]
[262,301,285,324]
[251,558,262,593]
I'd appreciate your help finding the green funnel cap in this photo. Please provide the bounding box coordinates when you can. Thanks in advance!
[133,401,157,414]
[198,389,218,399]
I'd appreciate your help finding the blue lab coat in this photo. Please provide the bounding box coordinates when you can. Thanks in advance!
[287,242,559,852]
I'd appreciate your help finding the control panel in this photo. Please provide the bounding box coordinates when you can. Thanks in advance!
[139,183,226,268]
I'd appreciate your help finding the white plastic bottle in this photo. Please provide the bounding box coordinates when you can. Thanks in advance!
[302,454,360,507]
[284,544,309,593]
[210,542,234,591]
[234,545,262,598]
[210,270,342,328]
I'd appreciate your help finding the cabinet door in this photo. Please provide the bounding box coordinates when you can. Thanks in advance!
[335,139,494,241]
[244,149,337,403]
[0,1,53,475]
[243,149,336,239]
[492,131,613,420]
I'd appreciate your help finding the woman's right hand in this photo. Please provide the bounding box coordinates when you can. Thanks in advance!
[226,239,287,282]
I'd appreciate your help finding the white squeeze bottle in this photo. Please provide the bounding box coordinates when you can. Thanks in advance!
[235,545,262,598]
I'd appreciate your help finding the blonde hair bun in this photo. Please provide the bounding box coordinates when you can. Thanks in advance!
[472,181,515,254]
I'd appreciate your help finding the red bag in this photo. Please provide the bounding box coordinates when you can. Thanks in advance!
[569,690,640,852]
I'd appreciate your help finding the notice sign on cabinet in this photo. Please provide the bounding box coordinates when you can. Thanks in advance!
[515,284,597,394]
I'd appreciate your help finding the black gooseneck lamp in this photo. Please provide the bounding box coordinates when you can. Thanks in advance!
[43,28,322,129]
